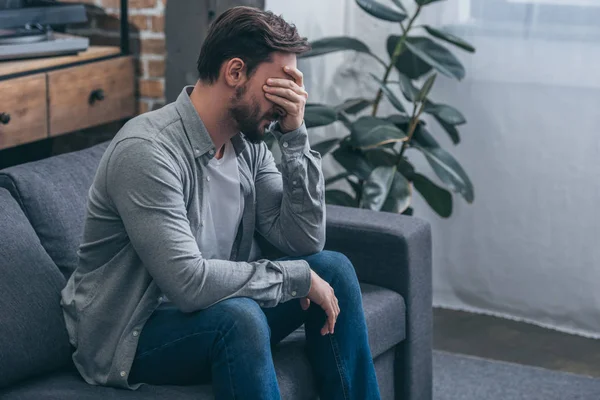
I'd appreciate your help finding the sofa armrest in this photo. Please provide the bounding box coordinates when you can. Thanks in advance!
[324,205,432,400]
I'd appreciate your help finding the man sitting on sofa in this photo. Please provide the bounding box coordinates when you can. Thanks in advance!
[60,6,380,400]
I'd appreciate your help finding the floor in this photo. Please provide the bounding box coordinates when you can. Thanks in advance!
[433,308,600,378]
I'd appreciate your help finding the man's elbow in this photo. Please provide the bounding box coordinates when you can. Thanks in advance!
[169,293,207,313]
[289,234,325,257]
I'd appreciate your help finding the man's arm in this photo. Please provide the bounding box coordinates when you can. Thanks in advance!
[254,66,326,256]
[254,123,326,256]
[106,138,311,311]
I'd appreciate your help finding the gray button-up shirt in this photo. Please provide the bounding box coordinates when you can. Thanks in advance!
[60,86,326,389]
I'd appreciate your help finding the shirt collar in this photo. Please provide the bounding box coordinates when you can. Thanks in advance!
[175,85,247,159]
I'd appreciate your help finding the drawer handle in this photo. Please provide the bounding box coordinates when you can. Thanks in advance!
[0,113,10,125]
[89,89,105,105]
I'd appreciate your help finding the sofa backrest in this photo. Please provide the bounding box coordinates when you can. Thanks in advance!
[0,142,110,279]
[0,187,73,388]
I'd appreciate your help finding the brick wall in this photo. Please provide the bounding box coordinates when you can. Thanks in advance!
[63,0,167,114]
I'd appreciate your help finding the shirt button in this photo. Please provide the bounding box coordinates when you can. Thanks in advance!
[282,142,289,148]
[260,302,265,307]
[194,149,200,154]
[209,149,215,155]
[201,219,205,226]
[133,330,139,337]
[206,176,211,182]
[120,371,127,377]
[292,180,297,186]
[291,291,297,296]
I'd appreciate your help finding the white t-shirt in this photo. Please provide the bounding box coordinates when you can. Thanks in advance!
[199,140,243,260]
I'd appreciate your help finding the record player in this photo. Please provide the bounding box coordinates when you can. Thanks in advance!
[0,0,89,61]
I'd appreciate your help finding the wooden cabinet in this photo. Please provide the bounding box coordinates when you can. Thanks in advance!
[0,74,48,149]
[0,47,135,151]
[48,57,135,136]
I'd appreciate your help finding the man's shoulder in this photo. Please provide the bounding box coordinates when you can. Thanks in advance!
[107,104,190,163]
[118,103,181,142]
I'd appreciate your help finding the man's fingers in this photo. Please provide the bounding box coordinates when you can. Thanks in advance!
[263,85,304,103]
[330,311,335,334]
[321,303,337,335]
[264,93,297,114]
[284,66,304,88]
[266,78,306,97]
[300,297,311,310]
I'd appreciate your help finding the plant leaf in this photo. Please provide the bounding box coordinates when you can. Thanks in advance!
[396,157,416,179]
[361,166,397,211]
[355,0,407,22]
[424,25,475,53]
[370,74,406,113]
[326,190,358,207]
[412,173,452,217]
[396,73,419,102]
[415,0,446,5]
[336,98,373,115]
[387,113,411,128]
[424,102,466,126]
[301,36,371,58]
[325,172,351,186]
[350,116,407,150]
[337,112,354,130]
[304,104,338,128]
[417,73,437,102]
[387,35,432,80]
[413,143,474,203]
[312,138,340,155]
[412,123,440,148]
[364,148,398,168]
[404,36,465,80]
[434,115,461,144]
[346,177,363,198]
[391,0,407,12]
[381,172,412,213]
[332,145,373,180]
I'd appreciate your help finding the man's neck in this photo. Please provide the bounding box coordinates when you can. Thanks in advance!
[188,81,237,152]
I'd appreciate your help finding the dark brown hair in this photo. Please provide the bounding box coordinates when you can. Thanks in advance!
[196,6,310,83]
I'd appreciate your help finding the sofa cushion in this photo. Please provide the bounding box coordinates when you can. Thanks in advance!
[0,283,404,397]
[0,142,110,279]
[0,188,73,388]
[0,349,395,400]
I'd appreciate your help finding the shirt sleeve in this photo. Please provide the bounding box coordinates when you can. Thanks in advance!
[254,122,326,256]
[105,138,311,311]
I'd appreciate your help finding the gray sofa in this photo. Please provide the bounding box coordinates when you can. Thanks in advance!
[0,141,432,400]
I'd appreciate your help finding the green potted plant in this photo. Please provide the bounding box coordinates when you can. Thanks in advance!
[297,0,475,218]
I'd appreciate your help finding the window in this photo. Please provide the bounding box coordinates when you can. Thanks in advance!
[454,0,600,40]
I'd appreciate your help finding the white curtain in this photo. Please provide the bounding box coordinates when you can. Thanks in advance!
[266,0,600,338]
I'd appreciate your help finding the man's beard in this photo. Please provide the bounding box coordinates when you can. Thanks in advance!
[229,85,277,144]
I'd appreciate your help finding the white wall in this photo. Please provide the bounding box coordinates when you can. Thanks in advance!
[266,0,600,338]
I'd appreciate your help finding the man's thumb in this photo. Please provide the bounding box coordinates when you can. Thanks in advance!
[300,297,311,310]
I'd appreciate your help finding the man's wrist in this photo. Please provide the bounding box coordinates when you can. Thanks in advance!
[279,120,303,134]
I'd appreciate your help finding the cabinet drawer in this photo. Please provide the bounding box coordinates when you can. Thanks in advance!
[0,74,48,150]
[48,56,135,136]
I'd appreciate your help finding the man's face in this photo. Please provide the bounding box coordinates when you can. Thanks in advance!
[229,52,297,143]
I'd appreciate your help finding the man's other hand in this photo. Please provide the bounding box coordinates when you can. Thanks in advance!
[307,270,340,335]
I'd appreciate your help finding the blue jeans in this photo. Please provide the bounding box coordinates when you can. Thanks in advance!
[129,250,381,399]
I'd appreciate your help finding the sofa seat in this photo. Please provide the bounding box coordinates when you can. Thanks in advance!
[1,283,405,400]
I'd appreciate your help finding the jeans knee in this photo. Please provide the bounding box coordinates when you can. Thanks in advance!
[305,250,359,290]
[215,298,271,349]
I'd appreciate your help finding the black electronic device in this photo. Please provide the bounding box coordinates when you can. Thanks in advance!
[0,1,87,30]
[0,0,89,60]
